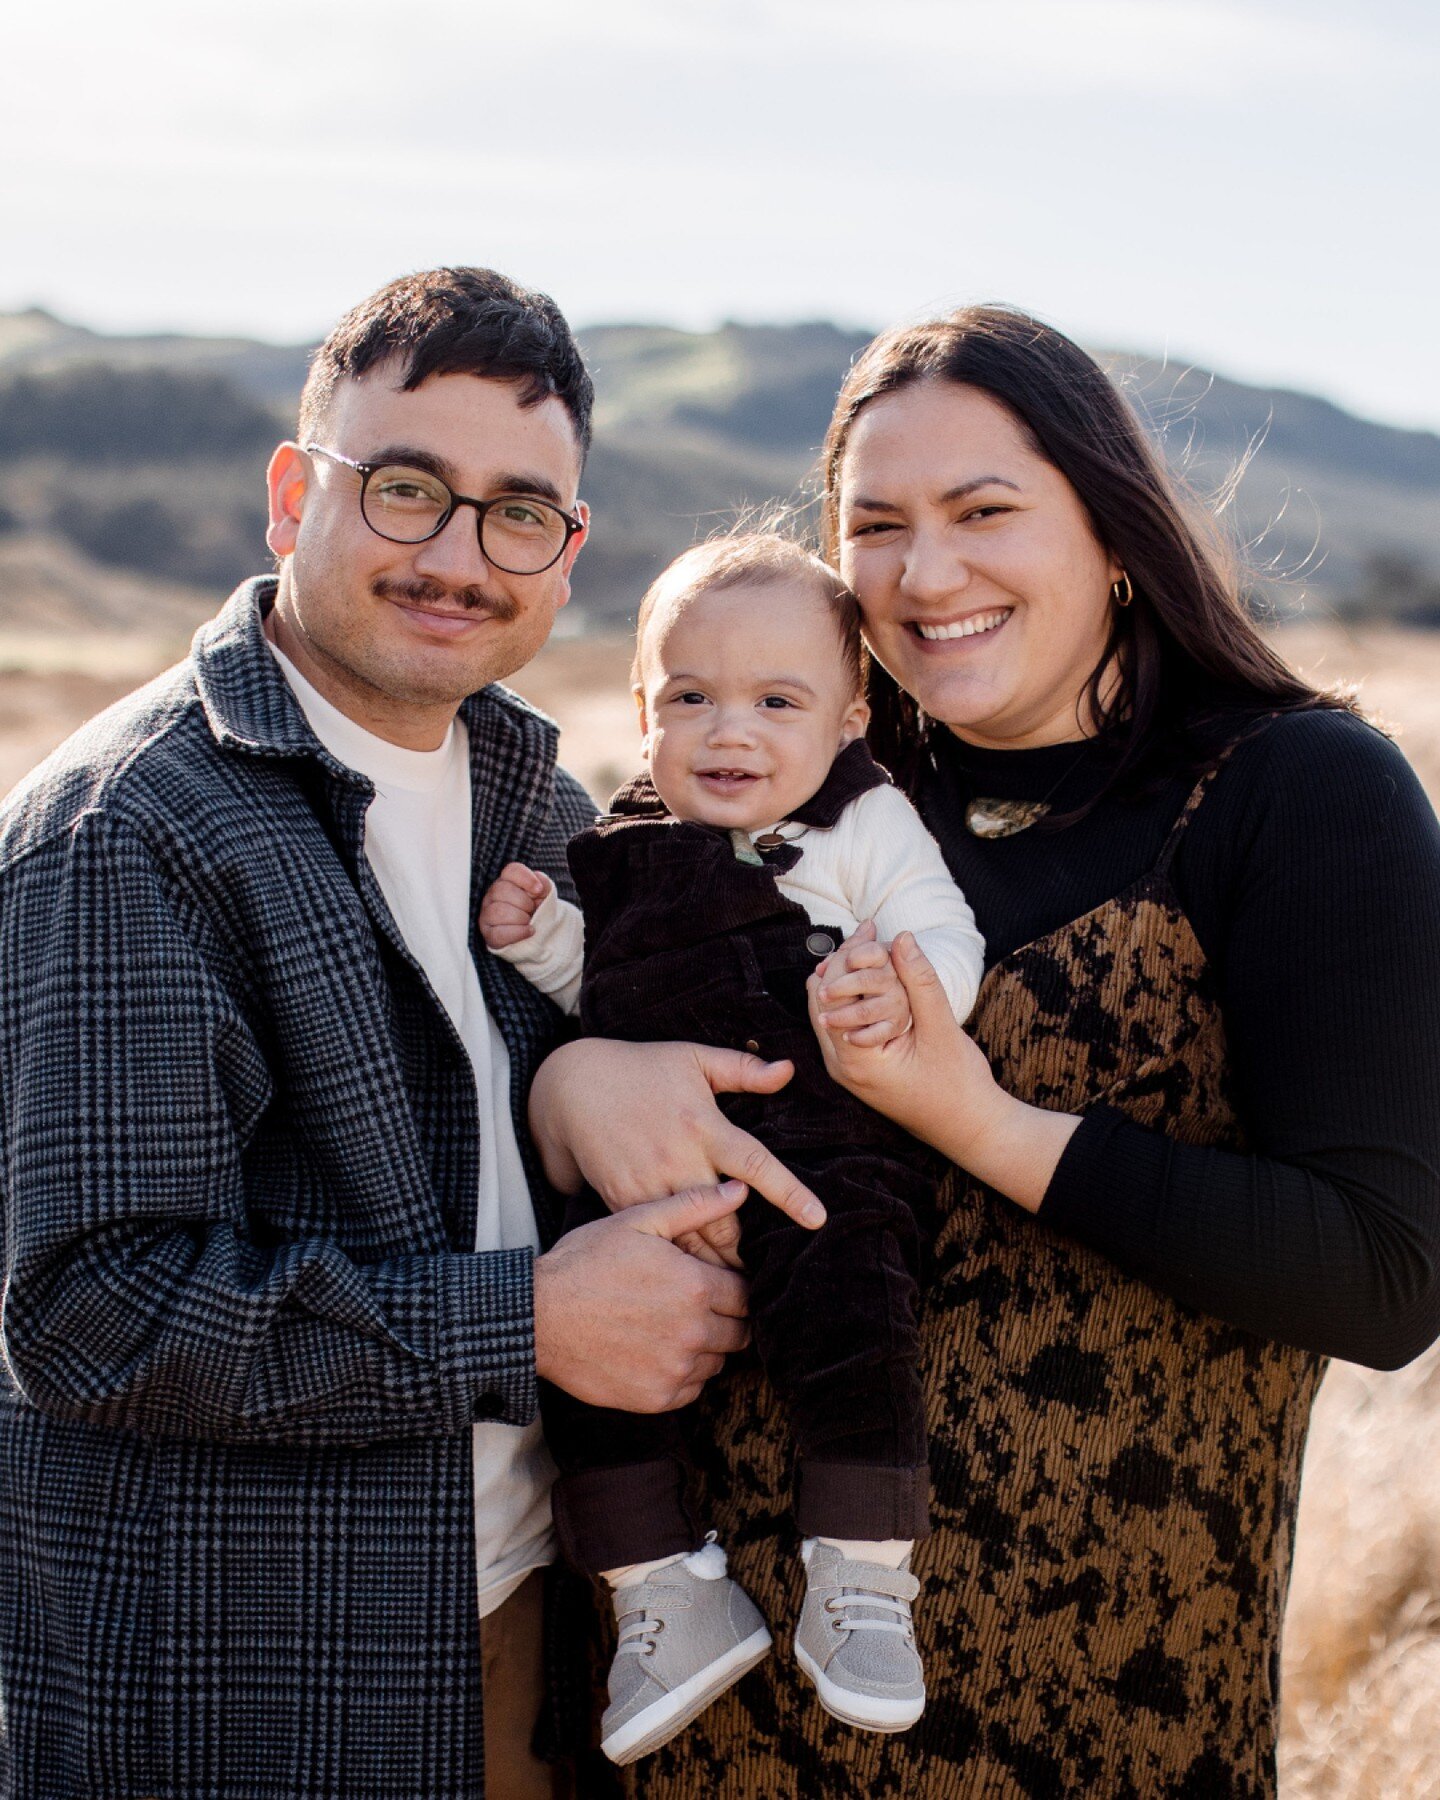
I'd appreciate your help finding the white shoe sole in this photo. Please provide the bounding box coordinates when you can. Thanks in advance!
[795,1642,925,1733]
[602,1625,773,1765]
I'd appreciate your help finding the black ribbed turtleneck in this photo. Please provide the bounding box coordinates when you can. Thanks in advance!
[915,705,1440,1370]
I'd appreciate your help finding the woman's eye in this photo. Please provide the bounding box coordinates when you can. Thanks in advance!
[851,521,899,538]
[963,505,1012,522]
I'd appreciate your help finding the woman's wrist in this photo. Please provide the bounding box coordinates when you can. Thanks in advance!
[943,1085,1083,1215]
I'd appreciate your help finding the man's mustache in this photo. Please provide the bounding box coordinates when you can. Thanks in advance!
[372,577,520,622]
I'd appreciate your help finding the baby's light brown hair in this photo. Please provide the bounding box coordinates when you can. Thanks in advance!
[631,532,863,694]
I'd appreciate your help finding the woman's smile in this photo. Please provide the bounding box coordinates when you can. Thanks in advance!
[911,607,1013,644]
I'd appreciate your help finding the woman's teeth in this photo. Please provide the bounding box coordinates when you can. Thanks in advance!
[916,609,1012,641]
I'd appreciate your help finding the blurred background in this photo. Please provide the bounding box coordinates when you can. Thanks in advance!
[2,2,1438,1790]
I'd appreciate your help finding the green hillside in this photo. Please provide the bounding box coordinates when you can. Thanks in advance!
[0,308,1435,636]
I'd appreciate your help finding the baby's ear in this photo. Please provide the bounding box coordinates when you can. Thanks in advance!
[633,685,652,760]
[838,691,871,748]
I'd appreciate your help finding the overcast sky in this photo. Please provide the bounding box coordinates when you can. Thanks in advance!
[3,0,1436,432]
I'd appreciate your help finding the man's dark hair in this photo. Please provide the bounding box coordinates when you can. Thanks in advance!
[297,266,594,460]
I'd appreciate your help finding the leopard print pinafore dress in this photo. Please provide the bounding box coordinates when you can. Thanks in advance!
[625,763,1327,1799]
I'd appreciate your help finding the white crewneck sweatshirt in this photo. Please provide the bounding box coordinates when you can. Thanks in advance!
[268,638,555,1620]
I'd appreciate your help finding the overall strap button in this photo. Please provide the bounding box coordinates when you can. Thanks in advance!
[805,931,837,956]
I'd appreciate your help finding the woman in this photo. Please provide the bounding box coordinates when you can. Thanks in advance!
[533,307,1440,1797]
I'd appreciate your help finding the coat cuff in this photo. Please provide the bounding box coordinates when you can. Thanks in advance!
[435,1247,538,1430]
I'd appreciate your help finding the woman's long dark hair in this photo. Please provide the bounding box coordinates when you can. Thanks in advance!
[820,305,1356,798]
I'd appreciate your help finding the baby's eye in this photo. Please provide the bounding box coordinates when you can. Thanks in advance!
[674,691,709,706]
[760,695,795,710]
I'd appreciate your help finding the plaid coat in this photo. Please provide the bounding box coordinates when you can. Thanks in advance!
[0,578,594,1799]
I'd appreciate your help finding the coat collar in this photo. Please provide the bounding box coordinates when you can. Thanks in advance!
[191,575,559,792]
[605,738,891,826]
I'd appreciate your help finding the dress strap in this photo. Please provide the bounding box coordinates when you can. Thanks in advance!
[1153,738,1244,876]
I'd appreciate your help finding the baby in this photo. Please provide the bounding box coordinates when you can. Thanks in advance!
[481,533,984,1764]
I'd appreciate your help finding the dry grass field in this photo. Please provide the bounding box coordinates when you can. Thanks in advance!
[4,620,1440,1796]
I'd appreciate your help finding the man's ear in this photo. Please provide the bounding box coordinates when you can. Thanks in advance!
[838,691,871,748]
[562,500,590,574]
[266,443,309,558]
[546,500,590,614]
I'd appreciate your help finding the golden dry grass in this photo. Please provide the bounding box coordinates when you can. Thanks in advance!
[5,620,1440,1796]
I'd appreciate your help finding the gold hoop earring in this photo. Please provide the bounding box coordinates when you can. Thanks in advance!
[1111,573,1134,608]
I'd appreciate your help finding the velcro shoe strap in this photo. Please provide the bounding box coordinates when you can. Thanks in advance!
[834,1562,920,1602]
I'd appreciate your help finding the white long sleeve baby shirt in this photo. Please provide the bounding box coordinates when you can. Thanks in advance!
[493,778,985,1025]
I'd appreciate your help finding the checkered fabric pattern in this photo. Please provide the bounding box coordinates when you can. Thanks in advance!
[0,578,595,1799]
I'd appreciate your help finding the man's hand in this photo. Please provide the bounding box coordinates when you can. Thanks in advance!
[479,862,550,951]
[534,1181,752,1410]
[813,920,912,1048]
[528,1039,827,1269]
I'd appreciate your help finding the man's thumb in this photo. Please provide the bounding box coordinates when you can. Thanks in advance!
[629,1180,749,1242]
[696,1045,795,1096]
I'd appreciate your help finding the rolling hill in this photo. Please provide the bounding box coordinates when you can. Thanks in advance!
[0,306,1435,640]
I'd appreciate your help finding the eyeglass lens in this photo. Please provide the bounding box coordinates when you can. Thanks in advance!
[360,465,570,573]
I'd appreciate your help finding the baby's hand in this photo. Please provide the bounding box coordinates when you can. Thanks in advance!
[479,862,551,950]
[814,921,913,1048]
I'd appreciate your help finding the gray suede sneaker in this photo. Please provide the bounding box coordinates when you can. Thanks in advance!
[600,1538,772,1765]
[794,1542,925,1732]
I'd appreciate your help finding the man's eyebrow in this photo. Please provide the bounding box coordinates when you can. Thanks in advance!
[492,469,567,508]
[848,476,1022,512]
[368,445,461,486]
[365,447,568,508]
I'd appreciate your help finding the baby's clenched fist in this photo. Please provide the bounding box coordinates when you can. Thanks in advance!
[479,861,552,951]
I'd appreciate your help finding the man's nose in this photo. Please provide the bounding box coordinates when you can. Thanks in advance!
[899,526,970,606]
[408,504,492,586]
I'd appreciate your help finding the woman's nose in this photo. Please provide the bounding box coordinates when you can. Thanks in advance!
[899,528,969,605]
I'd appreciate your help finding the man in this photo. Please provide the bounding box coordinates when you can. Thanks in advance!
[0,268,819,1800]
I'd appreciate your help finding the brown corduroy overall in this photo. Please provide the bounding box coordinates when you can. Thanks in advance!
[544,744,945,1576]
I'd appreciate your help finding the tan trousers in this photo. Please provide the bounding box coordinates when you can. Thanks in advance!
[481,1567,572,1800]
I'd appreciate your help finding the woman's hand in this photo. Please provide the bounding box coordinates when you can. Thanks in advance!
[527,1038,827,1267]
[809,930,1081,1214]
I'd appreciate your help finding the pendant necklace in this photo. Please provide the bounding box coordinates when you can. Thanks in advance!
[963,742,1096,840]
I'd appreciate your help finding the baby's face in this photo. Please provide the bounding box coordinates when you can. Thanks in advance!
[636,579,869,831]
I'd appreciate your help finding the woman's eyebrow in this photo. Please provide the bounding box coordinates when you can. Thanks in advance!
[848,476,1022,512]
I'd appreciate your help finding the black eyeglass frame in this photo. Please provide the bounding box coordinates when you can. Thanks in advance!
[303,443,584,575]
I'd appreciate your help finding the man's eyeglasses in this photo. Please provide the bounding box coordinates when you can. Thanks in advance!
[304,445,584,576]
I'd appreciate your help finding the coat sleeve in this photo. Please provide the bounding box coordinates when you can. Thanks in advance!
[0,809,537,1446]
